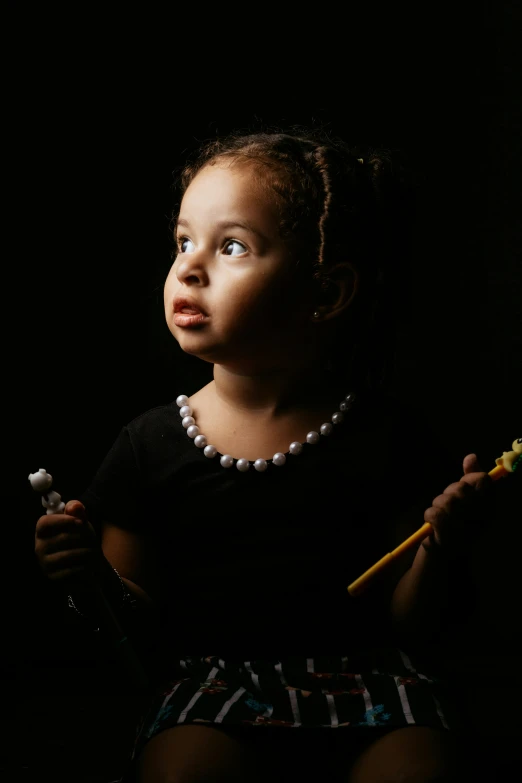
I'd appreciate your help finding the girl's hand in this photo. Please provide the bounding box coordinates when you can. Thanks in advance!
[422,454,493,556]
[34,500,102,589]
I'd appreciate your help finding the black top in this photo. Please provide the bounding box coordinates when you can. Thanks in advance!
[79,389,460,660]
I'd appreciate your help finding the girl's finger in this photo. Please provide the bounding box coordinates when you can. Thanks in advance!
[44,548,96,572]
[42,531,86,555]
[442,481,473,498]
[424,506,446,525]
[431,493,459,511]
[35,515,84,539]
[47,566,93,584]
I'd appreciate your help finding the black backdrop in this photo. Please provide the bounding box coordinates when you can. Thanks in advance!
[8,6,521,780]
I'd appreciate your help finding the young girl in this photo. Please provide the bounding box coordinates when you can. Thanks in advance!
[35,129,494,782]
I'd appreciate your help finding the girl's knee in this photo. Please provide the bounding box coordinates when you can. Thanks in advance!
[135,724,266,783]
[346,726,458,783]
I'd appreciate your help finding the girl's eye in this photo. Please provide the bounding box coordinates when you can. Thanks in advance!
[178,237,195,253]
[223,240,247,256]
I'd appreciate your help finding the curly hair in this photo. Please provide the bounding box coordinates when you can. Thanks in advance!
[173,126,415,395]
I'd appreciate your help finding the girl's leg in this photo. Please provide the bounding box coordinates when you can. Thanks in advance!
[135,724,273,783]
[345,726,461,783]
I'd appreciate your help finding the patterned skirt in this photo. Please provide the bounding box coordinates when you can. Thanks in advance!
[117,650,453,782]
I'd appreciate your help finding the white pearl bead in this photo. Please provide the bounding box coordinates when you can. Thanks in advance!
[204,445,217,458]
[306,431,320,444]
[273,452,286,466]
[194,435,208,448]
[182,416,195,429]
[345,393,356,404]
[289,441,303,455]
[187,425,200,438]
[340,401,348,411]
[332,412,344,424]
[254,459,268,472]
[220,454,234,468]
[180,405,192,418]
[176,395,189,407]
[236,459,250,472]
[320,422,333,436]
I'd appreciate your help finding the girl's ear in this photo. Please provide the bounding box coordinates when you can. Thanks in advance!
[315,262,359,322]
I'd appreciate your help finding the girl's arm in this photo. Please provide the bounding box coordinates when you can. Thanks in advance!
[101,523,160,608]
[387,537,476,649]
[387,452,494,649]
[69,524,161,628]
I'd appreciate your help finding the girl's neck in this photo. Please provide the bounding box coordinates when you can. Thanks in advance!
[188,367,351,462]
[208,362,347,423]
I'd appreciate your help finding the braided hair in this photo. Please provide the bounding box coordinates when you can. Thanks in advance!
[174,127,415,395]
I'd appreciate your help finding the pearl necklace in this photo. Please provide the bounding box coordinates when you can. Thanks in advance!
[176,392,356,473]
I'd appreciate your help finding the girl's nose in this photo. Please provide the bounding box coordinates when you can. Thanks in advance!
[177,253,207,282]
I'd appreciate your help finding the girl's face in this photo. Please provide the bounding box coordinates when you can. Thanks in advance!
[164,161,319,374]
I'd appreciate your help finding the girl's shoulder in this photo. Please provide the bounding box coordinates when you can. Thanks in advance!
[124,400,181,437]
[127,400,179,425]
[356,389,422,434]
[359,389,440,438]
[357,389,461,482]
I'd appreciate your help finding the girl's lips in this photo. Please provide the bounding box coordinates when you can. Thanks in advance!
[174,296,207,315]
[173,312,209,327]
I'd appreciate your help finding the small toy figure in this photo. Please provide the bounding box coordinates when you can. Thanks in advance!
[28,468,65,514]
[494,438,522,473]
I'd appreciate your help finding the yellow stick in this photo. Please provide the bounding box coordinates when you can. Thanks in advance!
[347,462,510,597]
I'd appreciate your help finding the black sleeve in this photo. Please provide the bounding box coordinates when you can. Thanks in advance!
[79,426,146,534]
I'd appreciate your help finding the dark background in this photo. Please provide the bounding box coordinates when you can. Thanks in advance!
[8,5,521,780]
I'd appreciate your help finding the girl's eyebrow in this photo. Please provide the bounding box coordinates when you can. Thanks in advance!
[176,217,266,241]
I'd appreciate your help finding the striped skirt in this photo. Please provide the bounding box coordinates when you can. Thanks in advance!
[117,649,454,780]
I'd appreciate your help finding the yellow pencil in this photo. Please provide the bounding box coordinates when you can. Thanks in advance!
[347,441,520,597]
